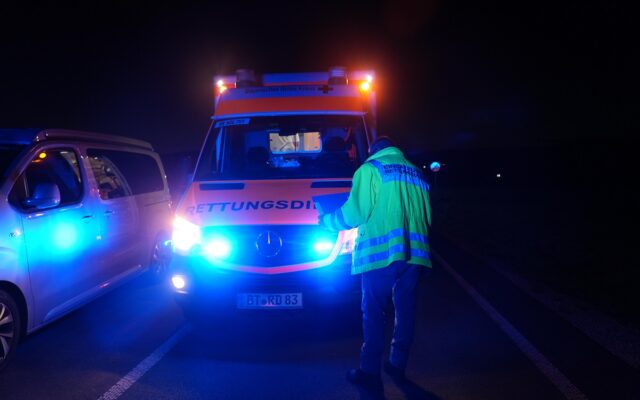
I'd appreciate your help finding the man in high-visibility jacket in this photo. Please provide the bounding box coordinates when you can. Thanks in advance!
[320,136,431,391]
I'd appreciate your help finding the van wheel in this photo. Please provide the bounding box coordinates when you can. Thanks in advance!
[0,290,21,372]
[149,233,171,280]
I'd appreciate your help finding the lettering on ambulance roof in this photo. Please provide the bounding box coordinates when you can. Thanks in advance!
[186,200,316,215]
[242,86,322,95]
[214,118,250,128]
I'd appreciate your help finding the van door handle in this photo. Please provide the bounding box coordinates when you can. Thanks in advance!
[104,210,114,215]
[82,215,94,220]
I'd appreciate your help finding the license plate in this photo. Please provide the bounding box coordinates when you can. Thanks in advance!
[237,293,303,309]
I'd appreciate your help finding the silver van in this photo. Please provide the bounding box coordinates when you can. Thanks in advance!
[0,129,172,370]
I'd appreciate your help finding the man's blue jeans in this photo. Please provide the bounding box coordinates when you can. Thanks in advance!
[359,260,423,374]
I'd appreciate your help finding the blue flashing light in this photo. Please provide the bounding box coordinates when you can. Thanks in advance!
[313,239,334,256]
[204,237,232,259]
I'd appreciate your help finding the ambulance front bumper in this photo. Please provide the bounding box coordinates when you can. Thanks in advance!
[169,253,359,310]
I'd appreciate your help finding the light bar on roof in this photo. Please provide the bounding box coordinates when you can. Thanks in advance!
[213,69,376,96]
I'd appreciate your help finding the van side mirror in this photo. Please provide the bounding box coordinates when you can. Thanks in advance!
[23,182,61,210]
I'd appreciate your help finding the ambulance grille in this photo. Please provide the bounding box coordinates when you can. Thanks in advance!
[201,225,340,267]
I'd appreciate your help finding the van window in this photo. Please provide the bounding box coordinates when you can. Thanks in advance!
[9,148,83,210]
[87,152,132,200]
[87,149,164,196]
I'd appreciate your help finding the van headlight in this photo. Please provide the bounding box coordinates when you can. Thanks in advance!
[172,216,201,252]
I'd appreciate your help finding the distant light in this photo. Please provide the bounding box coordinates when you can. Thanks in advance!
[430,162,441,172]
[38,152,47,159]
[497,173,501,178]
[219,85,227,94]
[359,81,371,92]
[365,74,373,83]
[171,275,186,290]
[216,79,224,87]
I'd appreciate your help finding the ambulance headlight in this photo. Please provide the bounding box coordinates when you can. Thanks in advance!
[171,274,187,290]
[204,237,232,259]
[172,217,201,252]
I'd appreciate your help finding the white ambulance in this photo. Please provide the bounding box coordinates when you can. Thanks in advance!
[170,67,376,314]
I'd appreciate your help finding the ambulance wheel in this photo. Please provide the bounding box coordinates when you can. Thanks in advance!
[0,290,21,372]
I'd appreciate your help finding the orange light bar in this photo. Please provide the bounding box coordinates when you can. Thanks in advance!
[216,79,228,94]
[215,96,364,117]
[359,81,371,92]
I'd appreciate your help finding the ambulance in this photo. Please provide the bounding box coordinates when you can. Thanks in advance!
[170,67,376,314]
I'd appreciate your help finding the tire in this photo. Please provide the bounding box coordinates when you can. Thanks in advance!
[0,290,21,372]
[148,232,171,281]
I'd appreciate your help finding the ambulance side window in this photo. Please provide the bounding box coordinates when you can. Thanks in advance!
[194,129,221,180]
[215,130,222,170]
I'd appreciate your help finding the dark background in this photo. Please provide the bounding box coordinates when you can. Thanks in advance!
[2,1,637,325]
[0,0,630,152]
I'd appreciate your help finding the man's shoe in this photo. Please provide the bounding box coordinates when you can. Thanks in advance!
[346,368,383,392]
[383,361,407,384]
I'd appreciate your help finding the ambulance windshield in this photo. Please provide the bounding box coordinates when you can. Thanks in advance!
[195,115,368,180]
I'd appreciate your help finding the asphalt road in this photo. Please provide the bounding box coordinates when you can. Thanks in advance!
[1,236,638,400]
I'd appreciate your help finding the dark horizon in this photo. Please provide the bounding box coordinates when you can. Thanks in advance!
[0,1,628,154]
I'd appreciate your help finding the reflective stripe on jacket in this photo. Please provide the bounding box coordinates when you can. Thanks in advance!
[322,146,432,274]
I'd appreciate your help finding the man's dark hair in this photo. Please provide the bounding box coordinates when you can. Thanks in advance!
[368,136,395,155]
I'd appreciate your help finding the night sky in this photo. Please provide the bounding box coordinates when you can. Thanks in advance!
[0,0,626,154]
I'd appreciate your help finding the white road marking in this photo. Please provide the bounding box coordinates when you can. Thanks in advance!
[440,231,640,369]
[489,258,640,369]
[434,252,589,400]
[97,324,191,400]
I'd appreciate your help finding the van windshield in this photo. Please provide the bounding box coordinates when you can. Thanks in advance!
[195,115,369,180]
[0,145,25,181]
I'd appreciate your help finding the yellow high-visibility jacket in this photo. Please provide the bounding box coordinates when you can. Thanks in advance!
[321,146,432,274]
